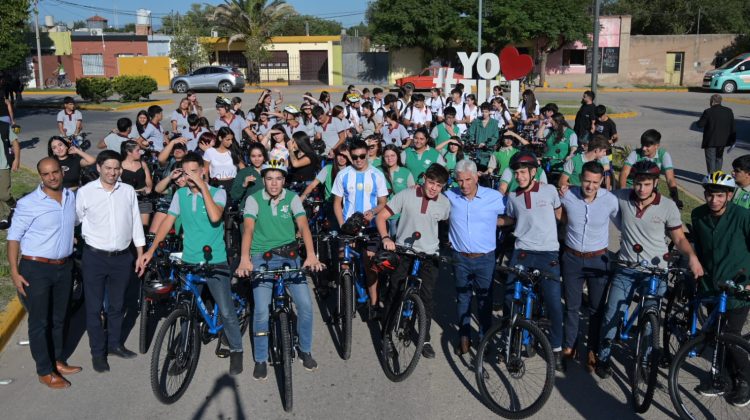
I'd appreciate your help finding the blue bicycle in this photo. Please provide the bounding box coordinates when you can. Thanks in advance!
[149,246,250,404]
[475,264,555,419]
[333,231,373,360]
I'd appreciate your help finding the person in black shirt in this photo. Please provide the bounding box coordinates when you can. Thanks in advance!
[288,131,320,183]
[574,90,596,143]
[47,136,96,191]
[592,105,618,144]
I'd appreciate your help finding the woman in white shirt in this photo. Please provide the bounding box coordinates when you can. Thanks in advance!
[464,94,479,124]
[202,126,245,191]
[490,97,515,130]
[171,98,191,133]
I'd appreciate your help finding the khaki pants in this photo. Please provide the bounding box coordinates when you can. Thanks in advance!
[0,168,14,219]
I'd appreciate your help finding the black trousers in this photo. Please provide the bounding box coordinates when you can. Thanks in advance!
[82,248,134,357]
[18,259,73,375]
[560,251,610,352]
[386,256,439,342]
[725,306,750,383]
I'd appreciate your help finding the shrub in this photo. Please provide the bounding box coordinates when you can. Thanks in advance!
[75,77,112,103]
[112,75,158,101]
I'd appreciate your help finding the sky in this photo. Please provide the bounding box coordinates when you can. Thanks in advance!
[37,0,370,28]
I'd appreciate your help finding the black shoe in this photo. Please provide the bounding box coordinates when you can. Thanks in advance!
[368,304,382,321]
[729,380,750,407]
[92,357,110,373]
[421,342,436,359]
[108,346,137,359]
[595,359,612,379]
[253,362,268,381]
[554,351,567,373]
[0,219,9,230]
[300,352,318,371]
[229,351,243,375]
[695,379,729,397]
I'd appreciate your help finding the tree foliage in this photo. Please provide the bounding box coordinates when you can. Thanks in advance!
[0,0,31,70]
[161,4,219,37]
[270,14,342,36]
[170,30,209,74]
[603,0,750,35]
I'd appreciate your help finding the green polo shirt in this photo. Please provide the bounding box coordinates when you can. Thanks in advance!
[168,186,227,264]
[403,147,442,181]
[229,166,263,205]
[243,188,306,254]
[544,127,576,168]
[691,203,750,309]
[733,185,750,209]
[562,153,611,186]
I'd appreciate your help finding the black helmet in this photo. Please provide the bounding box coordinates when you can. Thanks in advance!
[631,160,660,179]
[215,95,231,110]
[510,150,539,170]
[372,250,400,273]
[340,212,367,236]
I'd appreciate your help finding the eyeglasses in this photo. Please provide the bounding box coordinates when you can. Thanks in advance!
[351,153,367,160]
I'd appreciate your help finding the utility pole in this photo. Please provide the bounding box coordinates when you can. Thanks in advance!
[305,21,309,36]
[591,0,601,97]
[695,8,702,69]
[477,0,483,55]
[33,0,44,90]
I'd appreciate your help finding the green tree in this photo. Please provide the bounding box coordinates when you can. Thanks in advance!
[604,0,750,35]
[212,0,295,83]
[170,29,209,74]
[270,14,342,36]
[72,20,87,30]
[162,3,219,36]
[0,0,30,70]
[347,22,370,38]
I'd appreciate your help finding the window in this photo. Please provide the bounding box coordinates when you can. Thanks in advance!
[260,51,289,69]
[563,49,586,66]
[81,54,104,76]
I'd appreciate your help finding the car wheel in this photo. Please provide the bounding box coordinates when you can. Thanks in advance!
[219,81,233,93]
[722,81,737,94]
[404,82,415,91]
[173,82,188,94]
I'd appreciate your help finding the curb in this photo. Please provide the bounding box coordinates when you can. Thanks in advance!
[0,297,25,353]
[23,90,77,95]
[18,99,173,112]
[562,110,638,120]
[536,87,690,93]
[243,87,344,94]
[725,97,750,105]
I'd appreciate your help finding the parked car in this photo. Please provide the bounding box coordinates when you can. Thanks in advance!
[395,67,465,91]
[171,66,246,93]
[703,53,750,93]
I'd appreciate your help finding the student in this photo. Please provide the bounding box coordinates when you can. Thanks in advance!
[591,104,618,144]
[732,154,750,209]
[559,135,611,190]
[619,129,683,208]
[138,105,169,152]
[56,97,83,138]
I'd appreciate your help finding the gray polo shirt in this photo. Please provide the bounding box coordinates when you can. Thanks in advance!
[506,182,561,252]
[314,117,347,152]
[561,187,619,252]
[614,189,682,268]
[385,186,450,255]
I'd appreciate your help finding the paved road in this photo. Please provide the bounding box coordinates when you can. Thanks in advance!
[2,89,750,419]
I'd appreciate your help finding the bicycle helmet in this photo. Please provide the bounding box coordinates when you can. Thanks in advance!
[346,93,361,103]
[260,160,288,177]
[284,105,300,114]
[372,249,400,273]
[702,171,736,191]
[630,160,660,179]
[509,150,539,170]
[215,95,231,109]
[340,212,367,236]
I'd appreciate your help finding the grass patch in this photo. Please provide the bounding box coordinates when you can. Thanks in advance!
[0,167,42,310]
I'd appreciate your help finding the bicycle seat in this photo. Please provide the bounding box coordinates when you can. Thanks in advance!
[169,252,184,263]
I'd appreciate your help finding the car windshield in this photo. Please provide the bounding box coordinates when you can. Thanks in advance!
[717,57,744,70]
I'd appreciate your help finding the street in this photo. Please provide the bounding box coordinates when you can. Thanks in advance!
[1,88,750,419]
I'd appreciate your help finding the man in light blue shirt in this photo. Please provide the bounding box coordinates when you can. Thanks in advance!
[445,159,505,355]
[7,158,80,388]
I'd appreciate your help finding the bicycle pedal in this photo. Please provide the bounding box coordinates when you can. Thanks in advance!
[215,348,230,358]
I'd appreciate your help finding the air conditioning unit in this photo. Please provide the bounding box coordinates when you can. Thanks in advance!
[90,28,103,35]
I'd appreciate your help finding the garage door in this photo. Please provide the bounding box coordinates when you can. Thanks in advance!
[299,50,329,84]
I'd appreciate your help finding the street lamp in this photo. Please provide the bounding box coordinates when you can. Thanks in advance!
[591,0,601,96]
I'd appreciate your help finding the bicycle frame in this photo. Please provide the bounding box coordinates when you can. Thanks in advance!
[177,269,247,336]
[618,274,664,341]
[341,239,369,304]
[510,278,540,349]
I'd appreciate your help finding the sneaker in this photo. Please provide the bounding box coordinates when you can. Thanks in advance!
[421,342,436,359]
[729,380,750,407]
[554,351,567,373]
[300,352,318,371]
[694,380,728,397]
[92,357,110,373]
[595,359,612,379]
[229,351,243,376]
[252,362,268,381]
[0,219,9,230]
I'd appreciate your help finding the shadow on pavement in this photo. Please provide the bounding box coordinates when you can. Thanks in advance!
[641,105,703,119]
[62,300,88,362]
[190,374,246,420]
[673,168,704,186]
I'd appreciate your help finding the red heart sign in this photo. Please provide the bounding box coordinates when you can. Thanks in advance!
[500,46,534,81]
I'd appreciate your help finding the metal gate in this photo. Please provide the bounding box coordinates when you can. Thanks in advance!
[343,52,388,85]
[298,50,329,84]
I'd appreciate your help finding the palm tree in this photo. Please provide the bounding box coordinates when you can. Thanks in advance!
[212,0,295,83]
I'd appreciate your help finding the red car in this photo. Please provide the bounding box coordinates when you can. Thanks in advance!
[395,67,465,90]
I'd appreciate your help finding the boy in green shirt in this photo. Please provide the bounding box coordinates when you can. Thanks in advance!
[559,135,611,190]
[235,161,324,381]
[619,129,683,208]
[138,152,244,376]
[731,154,750,209]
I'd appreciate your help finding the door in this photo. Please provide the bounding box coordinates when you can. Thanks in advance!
[189,67,211,88]
[664,52,684,86]
[733,61,750,89]
[299,50,329,84]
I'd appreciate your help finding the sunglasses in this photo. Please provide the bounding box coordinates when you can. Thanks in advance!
[367,145,377,150]
[351,153,367,160]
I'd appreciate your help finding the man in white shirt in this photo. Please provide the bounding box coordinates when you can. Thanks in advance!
[76,150,145,373]
[138,105,169,152]
[56,97,83,138]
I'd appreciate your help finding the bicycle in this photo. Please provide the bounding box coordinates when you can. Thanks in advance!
[65,133,91,152]
[45,76,72,89]
[149,246,250,404]
[475,264,555,419]
[667,279,750,419]
[223,201,242,267]
[610,244,690,413]
[139,234,182,354]
[379,236,446,382]
[248,256,314,413]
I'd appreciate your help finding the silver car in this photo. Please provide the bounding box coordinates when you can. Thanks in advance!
[171,66,246,93]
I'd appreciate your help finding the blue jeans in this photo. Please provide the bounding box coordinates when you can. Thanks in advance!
[251,254,314,362]
[203,264,243,352]
[454,251,496,339]
[598,266,666,362]
[504,249,563,350]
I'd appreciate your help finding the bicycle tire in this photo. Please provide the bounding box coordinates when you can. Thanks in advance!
[340,272,353,360]
[380,291,426,382]
[662,284,692,367]
[150,306,201,404]
[279,311,294,412]
[475,318,555,419]
[631,312,661,413]
[139,289,150,354]
[668,332,750,420]
[44,78,58,89]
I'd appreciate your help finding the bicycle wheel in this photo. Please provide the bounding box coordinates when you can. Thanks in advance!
[475,318,555,419]
[632,312,661,413]
[380,291,426,382]
[662,285,692,367]
[668,333,750,419]
[139,288,150,354]
[339,272,353,360]
[278,311,294,412]
[150,306,201,404]
[44,77,58,89]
